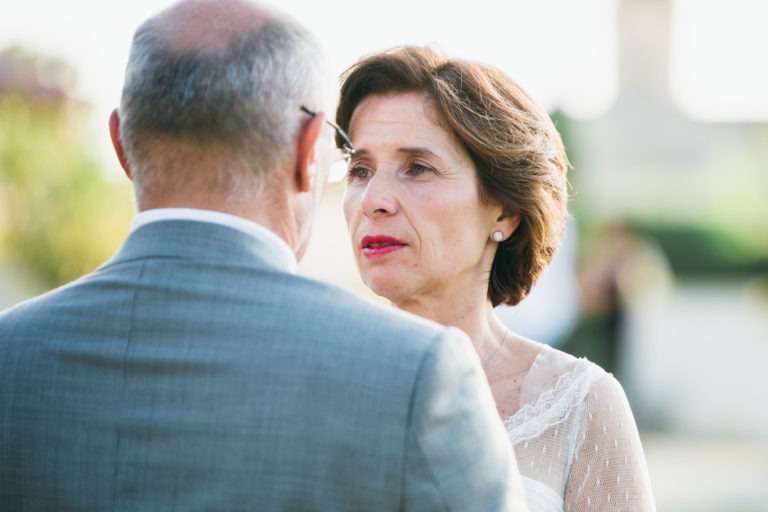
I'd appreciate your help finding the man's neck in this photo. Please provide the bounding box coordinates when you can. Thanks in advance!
[137,190,299,255]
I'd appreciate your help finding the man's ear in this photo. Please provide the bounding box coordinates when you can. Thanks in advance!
[109,109,131,180]
[294,111,325,193]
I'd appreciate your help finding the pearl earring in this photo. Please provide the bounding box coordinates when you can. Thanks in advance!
[492,230,504,242]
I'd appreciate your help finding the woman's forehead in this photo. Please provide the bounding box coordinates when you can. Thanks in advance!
[348,93,458,149]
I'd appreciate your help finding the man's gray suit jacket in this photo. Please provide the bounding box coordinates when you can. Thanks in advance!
[0,219,520,511]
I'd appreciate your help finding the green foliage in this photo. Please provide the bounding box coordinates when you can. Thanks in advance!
[631,222,768,278]
[0,95,133,291]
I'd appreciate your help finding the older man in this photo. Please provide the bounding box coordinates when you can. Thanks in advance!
[0,1,526,510]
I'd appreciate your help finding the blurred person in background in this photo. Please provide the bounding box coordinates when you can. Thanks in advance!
[337,45,656,512]
[0,2,527,510]
[577,219,673,381]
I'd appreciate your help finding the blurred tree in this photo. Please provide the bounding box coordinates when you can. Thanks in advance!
[0,46,133,293]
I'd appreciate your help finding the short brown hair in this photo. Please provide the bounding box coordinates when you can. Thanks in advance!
[337,45,570,306]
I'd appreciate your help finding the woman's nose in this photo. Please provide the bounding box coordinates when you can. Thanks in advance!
[359,172,398,218]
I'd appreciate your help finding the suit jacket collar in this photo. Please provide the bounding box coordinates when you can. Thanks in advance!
[106,219,297,273]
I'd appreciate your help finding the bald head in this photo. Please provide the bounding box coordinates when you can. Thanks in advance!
[151,0,271,55]
[117,0,334,202]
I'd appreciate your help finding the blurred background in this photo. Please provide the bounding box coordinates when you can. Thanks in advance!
[1,0,767,509]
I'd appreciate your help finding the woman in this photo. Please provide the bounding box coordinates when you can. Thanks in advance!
[336,46,656,511]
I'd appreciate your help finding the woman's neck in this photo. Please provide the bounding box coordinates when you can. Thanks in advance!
[393,291,507,363]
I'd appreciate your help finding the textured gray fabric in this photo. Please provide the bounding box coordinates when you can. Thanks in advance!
[0,220,522,511]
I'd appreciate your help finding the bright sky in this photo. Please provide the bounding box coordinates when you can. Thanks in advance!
[671,0,768,121]
[1,0,767,169]
[0,0,615,121]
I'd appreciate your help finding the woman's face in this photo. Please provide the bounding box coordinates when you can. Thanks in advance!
[343,92,509,307]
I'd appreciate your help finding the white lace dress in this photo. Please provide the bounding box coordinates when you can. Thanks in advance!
[504,345,656,511]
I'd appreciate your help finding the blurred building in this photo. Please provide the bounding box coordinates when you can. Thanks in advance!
[0,46,77,104]
[570,0,768,439]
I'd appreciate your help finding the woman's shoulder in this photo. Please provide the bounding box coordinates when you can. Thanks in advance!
[504,344,612,441]
[534,346,630,411]
[520,344,608,402]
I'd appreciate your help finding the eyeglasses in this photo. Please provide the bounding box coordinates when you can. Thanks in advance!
[301,105,355,183]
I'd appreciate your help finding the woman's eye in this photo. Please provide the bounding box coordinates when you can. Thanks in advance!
[406,162,433,176]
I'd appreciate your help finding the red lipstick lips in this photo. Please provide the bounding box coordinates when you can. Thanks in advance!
[361,235,407,258]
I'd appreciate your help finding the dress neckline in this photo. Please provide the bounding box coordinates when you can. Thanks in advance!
[503,345,602,441]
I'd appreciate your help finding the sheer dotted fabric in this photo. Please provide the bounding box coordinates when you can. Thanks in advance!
[504,345,655,512]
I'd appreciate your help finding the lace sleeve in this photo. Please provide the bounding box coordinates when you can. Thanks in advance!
[565,374,655,511]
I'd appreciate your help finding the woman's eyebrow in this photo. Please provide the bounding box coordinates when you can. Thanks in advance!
[350,147,446,167]
[397,147,439,159]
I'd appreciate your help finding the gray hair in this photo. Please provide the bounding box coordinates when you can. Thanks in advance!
[119,1,333,200]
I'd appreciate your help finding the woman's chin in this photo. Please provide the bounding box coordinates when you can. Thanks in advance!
[363,274,412,305]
